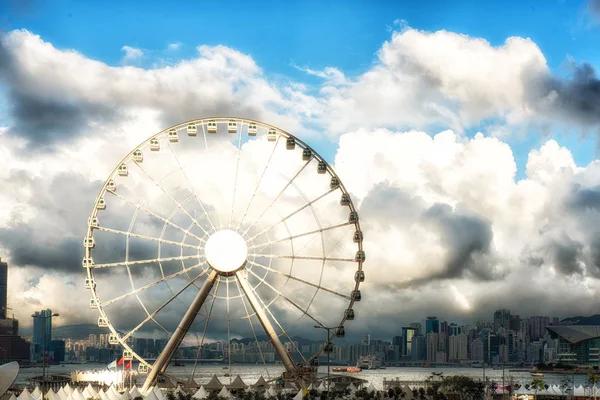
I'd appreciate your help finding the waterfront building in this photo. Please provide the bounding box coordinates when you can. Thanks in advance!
[494,309,511,332]
[546,325,600,365]
[362,333,371,346]
[449,333,468,361]
[401,327,416,359]
[32,309,53,350]
[426,332,438,363]
[425,317,439,334]
[411,334,426,361]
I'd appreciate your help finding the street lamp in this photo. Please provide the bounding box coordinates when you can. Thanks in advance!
[32,312,59,400]
[314,325,343,392]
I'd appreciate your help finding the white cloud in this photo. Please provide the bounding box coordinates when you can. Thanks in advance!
[1,26,600,339]
[167,42,181,51]
[121,45,144,64]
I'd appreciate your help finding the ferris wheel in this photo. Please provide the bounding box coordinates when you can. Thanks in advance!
[82,117,365,390]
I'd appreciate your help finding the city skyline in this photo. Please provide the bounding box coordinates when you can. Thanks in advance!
[2,1,600,343]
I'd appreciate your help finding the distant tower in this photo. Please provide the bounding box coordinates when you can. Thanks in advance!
[362,333,371,346]
[0,257,7,319]
[33,309,53,349]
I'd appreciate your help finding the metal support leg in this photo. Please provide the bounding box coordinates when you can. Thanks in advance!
[236,271,296,373]
[142,270,218,393]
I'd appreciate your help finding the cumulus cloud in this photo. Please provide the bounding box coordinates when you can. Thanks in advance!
[1,26,600,343]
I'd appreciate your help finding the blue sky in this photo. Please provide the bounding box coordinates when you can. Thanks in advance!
[3,0,600,176]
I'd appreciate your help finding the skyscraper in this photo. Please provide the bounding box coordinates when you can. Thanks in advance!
[401,327,416,358]
[425,317,440,334]
[32,309,53,350]
[494,309,511,331]
[0,258,7,319]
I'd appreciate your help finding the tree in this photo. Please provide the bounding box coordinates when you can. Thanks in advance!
[439,375,484,400]
[530,379,546,400]
[588,372,600,400]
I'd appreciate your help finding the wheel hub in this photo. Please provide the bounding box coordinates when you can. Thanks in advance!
[204,229,248,274]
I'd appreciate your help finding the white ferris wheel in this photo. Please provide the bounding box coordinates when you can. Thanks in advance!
[82,117,365,390]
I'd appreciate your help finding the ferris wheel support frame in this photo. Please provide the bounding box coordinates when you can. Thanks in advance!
[85,117,364,392]
[142,270,218,392]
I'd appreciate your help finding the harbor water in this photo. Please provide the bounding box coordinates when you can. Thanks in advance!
[14,363,591,390]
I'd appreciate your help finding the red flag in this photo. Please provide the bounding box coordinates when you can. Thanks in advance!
[126,360,132,370]
[117,357,124,366]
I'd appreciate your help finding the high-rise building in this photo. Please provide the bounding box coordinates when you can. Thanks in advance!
[409,322,422,335]
[362,334,371,346]
[0,257,7,319]
[411,335,426,361]
[494,309,511,332]
[32,309,53,350]
[426,332,438,363]
[510,315,521,332]
[449,333,468,360]
[425,317,439,334]
[401,327,416,358]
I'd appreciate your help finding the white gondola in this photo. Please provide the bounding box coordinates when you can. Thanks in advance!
[302,148,312,161]
[132,150,143,163]
[138,364,149,373]
[340,193,350,206]
[355,271,365,282]
[83,237,95,248]
[317,162,327,174]
[168,129,179,142]
[150,138,160,151]
[118,164,128,176]
[228,120,237,133]
[98,317,108,328]
[353,230,363,243]
[88,217,99,229]
[108,334,119,345]
[187,123,197,136]
[349,211,358,222]
[330,176,340,189]
[89,298,98,309]
[96,198,106,210]
[82,257,94,268]
[123,350,133,360]
[248,123,257,136]
[286,138,295,150]
[207,121,217,133]
[267,128,277,141]
[355,251,366,262]
[106,180,116,192]
[85,278,96,289]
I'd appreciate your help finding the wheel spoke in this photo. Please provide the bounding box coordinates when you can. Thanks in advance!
[191,278,221,379]
[133,161,212,236]
[235,134,281,232]
[96,226,201,250]
[245,268,326,329]
[226,278,232,383]
[142,269,219,392]
[235,271,302,369]
[166,140,217,233]
[111,191,206,244]
[248,221,355,251]
[101,261,206,307]
[232,276,271,379]
[248,260,351,300]
[241,159,312,236]
[245,188,335,243]
[249,254,355,262]
[229,120,243,229]
[93,255,199,269]
[121,268,210,341]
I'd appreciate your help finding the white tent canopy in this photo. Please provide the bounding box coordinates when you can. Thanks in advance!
[217,387,233,400]
[192,387,208,400]
[143,390,160,400]
[63,386,73,397]
[292,390,303,400]
[31,386,42,399]
[18,390,35,400]
[130,386,143,399]
[56,387,68,400]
